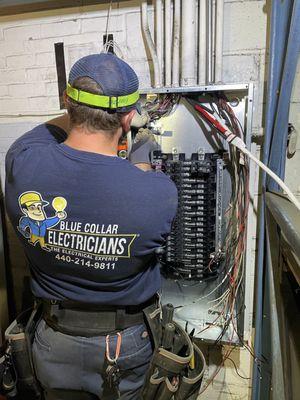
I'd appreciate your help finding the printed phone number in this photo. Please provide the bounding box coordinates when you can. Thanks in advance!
[55,254,115,270]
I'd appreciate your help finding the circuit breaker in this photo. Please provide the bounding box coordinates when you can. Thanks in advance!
[152,151,223,280]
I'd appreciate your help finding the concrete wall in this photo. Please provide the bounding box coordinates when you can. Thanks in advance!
[0,0,297,398]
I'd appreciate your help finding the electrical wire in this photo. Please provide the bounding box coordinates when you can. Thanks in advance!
[238,146,300,211]
[102,40,124,58]
[104,0,113,48]
[226,357,251,380]
[144,94,181,121]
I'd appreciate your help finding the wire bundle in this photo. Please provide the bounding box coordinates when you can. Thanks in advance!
[145,94,181,121]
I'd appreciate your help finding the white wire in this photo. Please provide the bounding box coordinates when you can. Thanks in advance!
[175,263,235,315]
[239,146,300,212]
[208,288,230,304]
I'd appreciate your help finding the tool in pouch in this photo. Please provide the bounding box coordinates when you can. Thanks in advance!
[142,302,206,400]
[1,344,18,398]
[2,305,43,399]
[105,332,122,397]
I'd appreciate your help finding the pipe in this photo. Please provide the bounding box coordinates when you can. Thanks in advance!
[215,0,224,82]
[155,0,163,85]
[251,1,294,398]
[207,0,214,83]
[172,0,180,86]
[165,0,172,86]
[181,0,197,86]
[141,1,162,88]
[198,0,207,84]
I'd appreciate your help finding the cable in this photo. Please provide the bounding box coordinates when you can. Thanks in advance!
[226,357,251,380]
[104,0,113,49]
[239,145,300,211]
[194,102,300,212]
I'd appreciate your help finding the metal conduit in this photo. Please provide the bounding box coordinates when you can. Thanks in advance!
[207,0,214,83]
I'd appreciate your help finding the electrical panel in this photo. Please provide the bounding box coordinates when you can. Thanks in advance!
[139,84,255,345]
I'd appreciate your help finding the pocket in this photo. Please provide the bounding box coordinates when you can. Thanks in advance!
[117,324,153,370]
[34,319,51,352]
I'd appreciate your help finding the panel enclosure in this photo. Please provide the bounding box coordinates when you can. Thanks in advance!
[139,84,255,345]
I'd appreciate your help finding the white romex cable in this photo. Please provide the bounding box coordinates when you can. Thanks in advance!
[231,136,300,212]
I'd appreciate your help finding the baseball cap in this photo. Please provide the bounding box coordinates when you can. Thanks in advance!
[67,53,139,112]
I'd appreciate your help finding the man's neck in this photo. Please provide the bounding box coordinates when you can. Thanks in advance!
[64,126,121,156]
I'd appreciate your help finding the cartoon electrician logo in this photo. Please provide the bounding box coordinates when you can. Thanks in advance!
[18,191,67,251]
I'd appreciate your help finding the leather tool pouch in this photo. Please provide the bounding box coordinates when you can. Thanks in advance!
[174,343,206,400]
[4,305,43,399]
[142,303,206,400]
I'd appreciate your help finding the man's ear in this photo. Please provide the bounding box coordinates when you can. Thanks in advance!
[121,110,136,133]
[22,208,28,216]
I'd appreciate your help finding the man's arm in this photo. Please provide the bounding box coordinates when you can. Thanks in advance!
[5,116,69,182]
[128,129,160,171]
[17,217,30,238]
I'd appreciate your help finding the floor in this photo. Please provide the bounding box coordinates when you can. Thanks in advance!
[197,344,252,400]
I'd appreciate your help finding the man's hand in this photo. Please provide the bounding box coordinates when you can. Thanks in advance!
[56,211,67,219]
[128,129,160,169]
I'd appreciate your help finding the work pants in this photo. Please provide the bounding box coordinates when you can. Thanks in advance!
[32,319,152,400]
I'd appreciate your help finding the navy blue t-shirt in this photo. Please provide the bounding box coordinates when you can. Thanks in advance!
[5,123,177,305]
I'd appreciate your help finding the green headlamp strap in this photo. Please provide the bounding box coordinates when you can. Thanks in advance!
[66,83,139,109]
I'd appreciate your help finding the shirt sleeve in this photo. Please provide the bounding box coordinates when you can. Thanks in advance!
[19,216,29,231]
[45,216,60,228]
[11,123,67,150]
[5,123,67,183]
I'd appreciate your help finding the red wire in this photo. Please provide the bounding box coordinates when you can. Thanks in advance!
[194,104,228,134]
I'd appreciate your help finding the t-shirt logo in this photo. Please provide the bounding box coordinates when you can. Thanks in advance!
[18,191,67,252]
[17,191,137,269]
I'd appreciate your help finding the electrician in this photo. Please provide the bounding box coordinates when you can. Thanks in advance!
[5,53,178,400]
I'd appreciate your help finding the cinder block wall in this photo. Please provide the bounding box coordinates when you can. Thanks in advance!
[0,0,298,398]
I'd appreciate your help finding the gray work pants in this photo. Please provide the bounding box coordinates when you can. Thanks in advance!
[32,319,153,400]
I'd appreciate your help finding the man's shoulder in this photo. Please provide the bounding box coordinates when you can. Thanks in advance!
[130,168,178,201]
[8,122,66,153]
[126,163,176,190]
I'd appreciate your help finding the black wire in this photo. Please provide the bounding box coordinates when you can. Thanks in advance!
[226,357,251,380]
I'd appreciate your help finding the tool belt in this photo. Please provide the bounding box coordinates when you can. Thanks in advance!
[40,295,157,336]
[1,305,43,399]
[142,302,206,400]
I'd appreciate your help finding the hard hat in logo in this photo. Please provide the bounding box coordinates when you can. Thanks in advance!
[19,192,49,207]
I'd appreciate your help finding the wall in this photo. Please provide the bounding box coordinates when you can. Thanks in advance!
[285,57,300,200]
[0,0,288,398]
